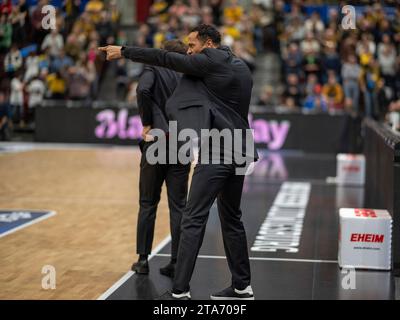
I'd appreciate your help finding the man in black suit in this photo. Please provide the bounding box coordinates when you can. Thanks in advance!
[131,40,191,279]
[99,24,257,300]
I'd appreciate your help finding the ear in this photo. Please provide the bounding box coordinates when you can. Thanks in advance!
[206,39,214,48]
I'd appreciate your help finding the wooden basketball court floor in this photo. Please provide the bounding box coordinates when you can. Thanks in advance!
[0,142,397,300]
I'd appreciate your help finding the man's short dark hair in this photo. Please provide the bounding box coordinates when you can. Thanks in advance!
[190,24,221,45]
[162,39,188,54]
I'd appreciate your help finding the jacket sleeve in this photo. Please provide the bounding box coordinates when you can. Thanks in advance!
[136,66,156,126]
[122,46,212,77]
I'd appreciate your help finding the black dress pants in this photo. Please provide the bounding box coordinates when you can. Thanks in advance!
[173,162,251,292]
[136,141,190,261]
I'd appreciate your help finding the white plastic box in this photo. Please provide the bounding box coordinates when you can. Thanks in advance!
[338,208,392,270]
[336,154,365,186]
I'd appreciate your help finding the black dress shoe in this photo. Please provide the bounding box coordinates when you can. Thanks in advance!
[155,291,191,300]
[159,262,175,278]
[131,259,149,274]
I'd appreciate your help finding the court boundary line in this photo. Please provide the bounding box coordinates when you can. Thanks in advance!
[97,249,338,300]
[0,141,139,151]
[0,210,56,238]
[153,253,338,264]
[97,235,172,300]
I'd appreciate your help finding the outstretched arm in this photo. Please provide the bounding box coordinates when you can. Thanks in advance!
[99,45,212,77]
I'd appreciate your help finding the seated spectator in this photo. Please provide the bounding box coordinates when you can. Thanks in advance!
[0,13,12,54]
[169,0,189,19]
[200,5,214,26]
[221,17,241,42]
[148,0,169,24]
[322,73,344,110]
[73,12,95,38]
[322,27,339,49]
[4,44,23,74]
[340,32,358,62]
[284,42,303,77]
[41,29,65,58]
[87,40,99,63]
[376,19,393,43]
[257,85,276,107]
[180,1,201,28]
[65,34,82,61]
[281,96,297,111]
[38,48,51,72]
[302,51,321,80]
[283,73,303,107]
[50,49,73,73]
[305,73,319,96]
[287,16,306,43]
[85,0,104,24]
[223,0,243,24]
[303,84,328,112]
[67,66,92,100]
[357,34,375,66]
[301,31,320,55]
[285,3,304,27]
[46,71,66,100]
[304,11,324,37]
[70,23,88,48]
[321,43,341,82]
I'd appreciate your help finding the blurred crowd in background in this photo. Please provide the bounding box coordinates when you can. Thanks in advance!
[1,0,400,140]
[0,0,120,130]
[255,0,400,132]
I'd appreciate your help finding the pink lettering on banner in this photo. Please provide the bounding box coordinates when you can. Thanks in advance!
[95,110,291,148]
[126,116,143,139]
[248,114,290,150]
[95,109,143,140]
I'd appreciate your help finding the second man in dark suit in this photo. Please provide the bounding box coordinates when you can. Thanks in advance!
[131,40,191,279]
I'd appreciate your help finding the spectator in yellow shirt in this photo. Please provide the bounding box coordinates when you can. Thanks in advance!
[223,0,243,24]
[85,0,104,24]
[46,71,66,99]
[322,73,344,110]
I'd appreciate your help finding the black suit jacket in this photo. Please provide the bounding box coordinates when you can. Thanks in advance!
[136,65,181,132]
[123,45,258,161]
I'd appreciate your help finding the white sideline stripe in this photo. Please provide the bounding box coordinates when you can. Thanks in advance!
[97,235,172,300]
[153,253,337,264]
[0,141,139,151]
[0,211,56,238]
